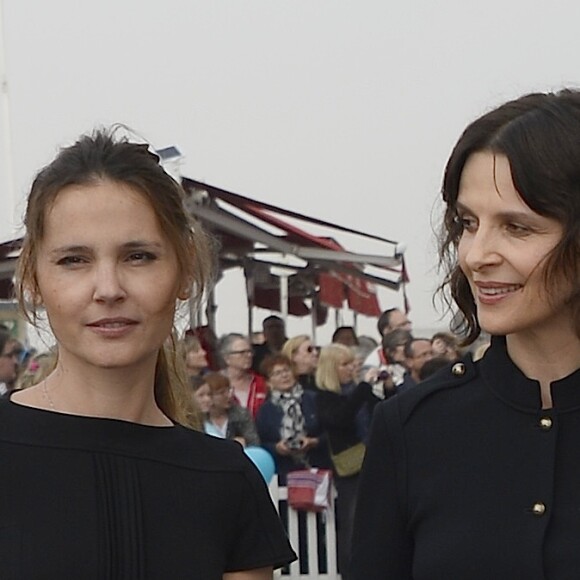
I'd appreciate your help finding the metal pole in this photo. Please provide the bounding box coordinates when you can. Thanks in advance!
[279,272,289,323]
[270,264,295,327]
[0,0,15,222]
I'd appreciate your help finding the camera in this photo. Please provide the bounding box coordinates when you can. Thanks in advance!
[286,438,303,450]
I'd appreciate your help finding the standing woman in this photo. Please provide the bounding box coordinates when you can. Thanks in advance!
[256,354,328,484]
[219,333,268,418]
[2,130,295,578]
[281,334,319,391]
[181,333,208,378]
[316,344,381,580]
[351,89,580,579]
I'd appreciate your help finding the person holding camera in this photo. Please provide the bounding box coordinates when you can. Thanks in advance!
[255,354,329,485]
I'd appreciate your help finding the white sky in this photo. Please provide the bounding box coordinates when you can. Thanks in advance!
[1,0,579,344]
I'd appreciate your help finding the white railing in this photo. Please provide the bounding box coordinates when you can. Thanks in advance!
[269,478,341,580]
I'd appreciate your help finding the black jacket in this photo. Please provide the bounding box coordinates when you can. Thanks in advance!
[316,382,379,456]
[351,335,580,580]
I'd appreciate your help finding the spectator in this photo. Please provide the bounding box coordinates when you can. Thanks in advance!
[281,334,319,391]
[332,326,359,347]
[189,375,211,414]
[403,338,434,385]
[4,128,295,577]
[204,372,260,447]
[218,332,268,418]
[0,333,22,397]
[256,354,328,483]
[376,328,414,390]
[418,356,450,381]
[181,334,208,377]
[252,315,287,373]
[431,331,462,361]
[364,308,413,367]
[316,343,381,580]
[188,325,220,371]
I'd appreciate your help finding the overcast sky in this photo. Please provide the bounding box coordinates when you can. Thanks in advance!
[1,0,579,343]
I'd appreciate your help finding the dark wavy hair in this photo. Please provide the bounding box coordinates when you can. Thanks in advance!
[439,89,580,345]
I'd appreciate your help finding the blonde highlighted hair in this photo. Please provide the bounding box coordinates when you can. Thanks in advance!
[315,343,354,394]
[281,335,310,374]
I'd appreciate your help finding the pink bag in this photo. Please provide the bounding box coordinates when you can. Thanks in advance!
[287,469,332,512]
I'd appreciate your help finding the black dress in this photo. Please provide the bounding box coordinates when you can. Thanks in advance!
[0,399,296,579]
[351,335,580,580]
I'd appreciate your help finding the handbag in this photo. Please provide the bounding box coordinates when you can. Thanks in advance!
[330,442,366,477]
[287,468,333,512]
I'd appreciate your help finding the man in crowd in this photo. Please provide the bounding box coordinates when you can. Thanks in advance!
[404,338,434,386]
[364,308,413,367]
[252,315,287,374]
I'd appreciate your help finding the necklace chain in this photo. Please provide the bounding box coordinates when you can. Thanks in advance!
[42,379,56,411]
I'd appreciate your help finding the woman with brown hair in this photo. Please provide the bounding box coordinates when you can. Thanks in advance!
[204,372,260,448]
[181,333,209,378]
[352,89,580,579]
[0,129,295,578]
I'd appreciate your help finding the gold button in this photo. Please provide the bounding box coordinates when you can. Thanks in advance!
[451,363,465,376]
[532,502,546,516]
[539,417,553,431]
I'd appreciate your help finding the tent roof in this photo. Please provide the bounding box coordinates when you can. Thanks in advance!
[0,176,409,320]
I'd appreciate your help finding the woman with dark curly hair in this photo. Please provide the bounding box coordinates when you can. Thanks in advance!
[352,89,580,579]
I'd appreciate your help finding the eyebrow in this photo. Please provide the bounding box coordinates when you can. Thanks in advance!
[455,202,534,222]
[48,240,165,257]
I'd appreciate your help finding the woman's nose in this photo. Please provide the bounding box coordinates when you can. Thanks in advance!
[462,226,502,271]
[92,264,127,303]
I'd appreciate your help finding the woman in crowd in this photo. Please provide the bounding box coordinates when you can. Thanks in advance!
[256,354,328,483]
[281,334,319,391]
[190,374,212,414]
[316,343,381,580]
[1,129,295,578]
[181,333,208,377]
[219,332,268,418]
[430,330,462,361]
[352,89,580,579]
[204,371,260,447]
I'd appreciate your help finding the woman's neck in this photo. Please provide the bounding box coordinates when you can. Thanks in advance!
[227,367,250,383]
[506,328,580,408]
[209,406,228,421]
[12,359,172,426]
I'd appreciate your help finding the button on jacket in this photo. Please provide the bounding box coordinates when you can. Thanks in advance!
[351,335,580,580]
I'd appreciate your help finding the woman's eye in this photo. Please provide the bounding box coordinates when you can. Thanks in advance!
[506,223,530,236]
[128,251,157,263]
[454,215,477,232]
[56,256,86,267]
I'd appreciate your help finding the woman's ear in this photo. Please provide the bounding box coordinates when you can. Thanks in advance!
[177,278,193,301]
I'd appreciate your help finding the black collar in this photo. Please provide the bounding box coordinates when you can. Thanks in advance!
[479,335,580,413]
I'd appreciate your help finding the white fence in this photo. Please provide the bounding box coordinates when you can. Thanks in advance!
[269,478,341,580]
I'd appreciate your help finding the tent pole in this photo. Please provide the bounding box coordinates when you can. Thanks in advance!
[311,297,317,345]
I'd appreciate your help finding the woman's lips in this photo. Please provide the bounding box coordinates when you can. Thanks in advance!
[474,282,523,305]
[86,318,138,337]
